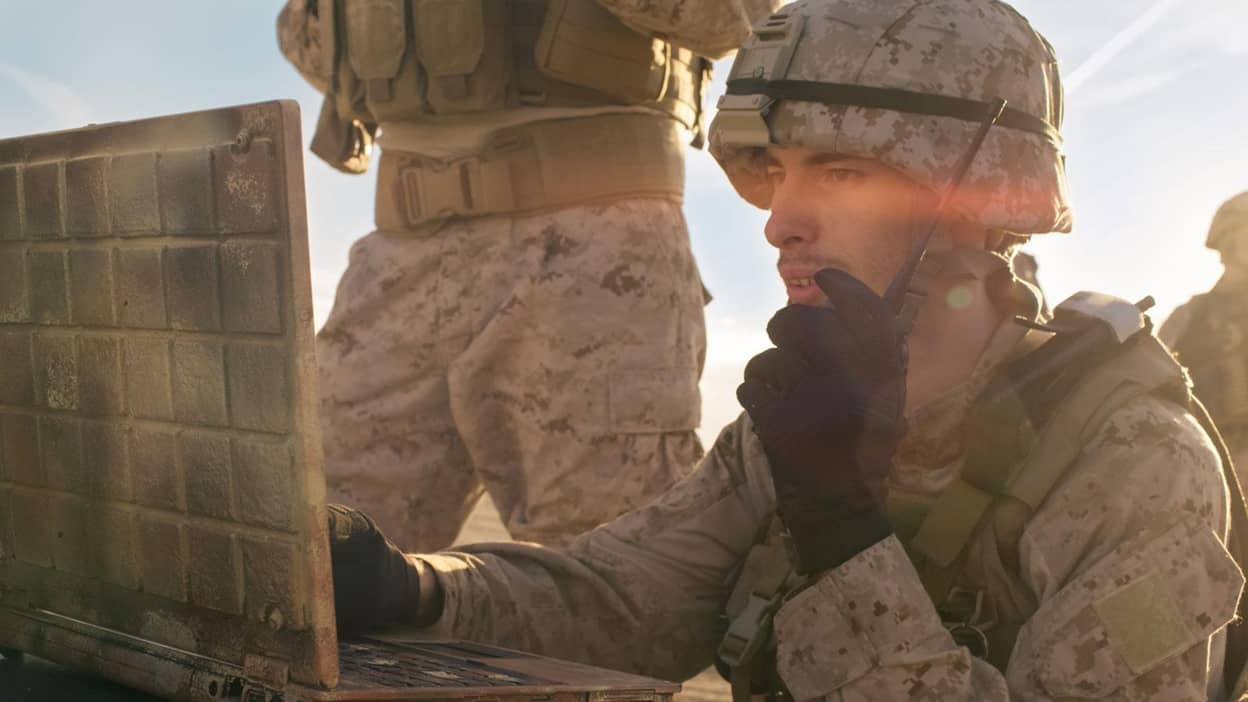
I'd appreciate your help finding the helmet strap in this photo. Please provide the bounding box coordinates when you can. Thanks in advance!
[886,98,1008,335]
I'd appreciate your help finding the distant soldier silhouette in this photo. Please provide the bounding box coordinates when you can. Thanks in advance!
[1162,191,1248,474]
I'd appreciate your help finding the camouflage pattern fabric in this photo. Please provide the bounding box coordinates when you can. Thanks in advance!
[710,0,1071,235]
[595,0,785,57]
[414,279,1241,699]
[276,0,782,91]
[276,0,330,93]
[317,199,707,550]
[278,0,783,550]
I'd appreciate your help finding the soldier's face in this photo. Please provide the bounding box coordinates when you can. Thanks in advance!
[762,147,937,305]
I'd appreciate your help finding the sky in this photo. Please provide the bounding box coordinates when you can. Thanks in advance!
[2,0,1247,442]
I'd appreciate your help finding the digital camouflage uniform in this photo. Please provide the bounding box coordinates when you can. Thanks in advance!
[414,278,1242,700]
[402,1,1246,698]
[1162,192,1248,480]
[277,0,780,549]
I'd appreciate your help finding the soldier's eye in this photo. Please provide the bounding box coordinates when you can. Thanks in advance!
[820,168,865,185]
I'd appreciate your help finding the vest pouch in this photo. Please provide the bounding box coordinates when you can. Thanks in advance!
[365,44,430,122]
[321,0,379,125]
[662,47,709,135]
[332,61,374,125]
[340,0,417,120]
[414,0,509,114]
[345,0,407,82]
[535,0,671,106]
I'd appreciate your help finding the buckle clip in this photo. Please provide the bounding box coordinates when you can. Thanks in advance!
[401,159,477,223]
[938,587,993,660]
[399,145,520,225]
[717,591,784,668]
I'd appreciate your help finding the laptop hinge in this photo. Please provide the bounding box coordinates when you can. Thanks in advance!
[244,652,290,690]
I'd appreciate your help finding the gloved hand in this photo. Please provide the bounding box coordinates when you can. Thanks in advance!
[326,504,424,634]
[737,269,908,574]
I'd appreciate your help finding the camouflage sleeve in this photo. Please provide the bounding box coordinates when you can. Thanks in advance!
[594,0,783,58]
[772,536,993,700]
[416,413,776,682]
[770,395,1242,701]
[1157,302,1193,349]
[1003,394,1242,699]
[276,0,331,93]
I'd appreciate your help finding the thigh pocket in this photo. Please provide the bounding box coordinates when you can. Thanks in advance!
[608,367,700,434]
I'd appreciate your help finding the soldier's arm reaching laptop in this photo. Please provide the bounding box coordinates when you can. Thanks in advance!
[329,415,773,684]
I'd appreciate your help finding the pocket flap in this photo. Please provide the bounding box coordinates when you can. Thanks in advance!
[345,0,408,80]
[1032,521,1242,697]
[415,0,484,77]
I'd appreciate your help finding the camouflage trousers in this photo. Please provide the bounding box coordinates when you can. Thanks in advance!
[316,198,707,550]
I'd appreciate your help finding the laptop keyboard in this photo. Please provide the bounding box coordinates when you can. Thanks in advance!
[338,640,556,688]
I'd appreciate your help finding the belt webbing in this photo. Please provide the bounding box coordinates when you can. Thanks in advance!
[374,113,685,229]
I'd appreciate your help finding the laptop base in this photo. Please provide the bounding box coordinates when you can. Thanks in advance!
[0,607,678,702]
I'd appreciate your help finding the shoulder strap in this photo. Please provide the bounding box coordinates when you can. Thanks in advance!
[1000,335,1188,507]
[902,332,1199,671]
[910,332,1248,683]
[908,334,1188,572]
[717,519,796,702]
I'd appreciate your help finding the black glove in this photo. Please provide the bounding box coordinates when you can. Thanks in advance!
[326,504,423,634]
[737,269,908,574]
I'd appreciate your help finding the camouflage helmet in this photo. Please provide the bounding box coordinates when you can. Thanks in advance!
[708,0,1072,235]
[1207,191,1248,252]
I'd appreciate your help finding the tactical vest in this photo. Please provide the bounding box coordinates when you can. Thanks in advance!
[312,0,709,170]
[718,304,1248,700]
[1173,286,1248,438]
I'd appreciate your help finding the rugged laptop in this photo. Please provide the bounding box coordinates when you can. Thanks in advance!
[0,101,680,702]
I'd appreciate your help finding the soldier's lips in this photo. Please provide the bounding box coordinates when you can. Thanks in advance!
[779,263,836,306]
[779,258,860,305]
[780,272,826,305]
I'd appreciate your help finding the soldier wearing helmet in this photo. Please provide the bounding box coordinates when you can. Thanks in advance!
[1162,192,1248,477]
[276,0,780,551]
[323,1,1246,699]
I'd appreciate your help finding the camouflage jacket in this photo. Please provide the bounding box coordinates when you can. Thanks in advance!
[417,303,1242,700]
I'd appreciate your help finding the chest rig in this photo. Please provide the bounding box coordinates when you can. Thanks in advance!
[717,292,1248,700]
[310,0,710,173]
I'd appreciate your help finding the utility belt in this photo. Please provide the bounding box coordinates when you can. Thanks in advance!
[315,0,710,173]
[374,112,686,229]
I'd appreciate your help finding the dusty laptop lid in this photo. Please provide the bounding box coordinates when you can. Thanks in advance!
[0,101,340,690]
[0,101,682,702]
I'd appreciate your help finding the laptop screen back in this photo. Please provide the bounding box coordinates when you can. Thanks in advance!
[0,101,339,689]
